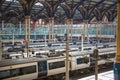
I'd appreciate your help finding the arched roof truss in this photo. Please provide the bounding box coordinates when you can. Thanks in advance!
[0,0,118,23]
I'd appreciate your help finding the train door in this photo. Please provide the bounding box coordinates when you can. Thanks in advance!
[38,61,47,77]
[90,54,95,66]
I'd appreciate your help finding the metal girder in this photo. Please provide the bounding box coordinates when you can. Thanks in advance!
[88,14,96,23]
[4,0,14,12]
[41,0,62,17]
[0,0,5,10]
[107,10,117,22]
[30,2,45,20]
[19,0,35,15]
[88,0,105,19]
[60,0,85,19]
[77,0,105,21]
[54,11,66,23]
[33,4,44,15]
[15,8,24,21]
[78,5,91,20]
[112,12,117,22]
[93,0,105,8]
[77,0,117,22]
[72,0,85,18]
[106,2,117,10]
[92,7,104,21]
[0,0,118,23]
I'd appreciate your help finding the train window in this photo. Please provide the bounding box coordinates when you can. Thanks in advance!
[0,65,36,79]
[14,42,22,45]
[103,45,109,48]
[99,54,107,59]
[11,56,16,59]
[17,55,24,59]
[84,57,89,63]
[0,70,10,79]
[2,54,9,59]
[77,58,89,64]
[49,61,65,70]
[98,46,104,49]
[83,48,91,50]
[21,65,36,75]
[77,58,84,64]
[107,53,115,58]
[11,69,20,77]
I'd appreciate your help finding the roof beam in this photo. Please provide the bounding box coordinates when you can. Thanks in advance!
[61,0,85,19]
[19,0,35,16]
[106,2,117,10]
[0,0,5,10]
[4,0,14,12]
[93,0,105,8]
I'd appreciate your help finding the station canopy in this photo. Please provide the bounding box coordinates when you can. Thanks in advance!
[0,0,117,24]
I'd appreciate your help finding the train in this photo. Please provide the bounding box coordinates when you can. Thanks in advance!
[0,47,116,80]
[21,42,116,59]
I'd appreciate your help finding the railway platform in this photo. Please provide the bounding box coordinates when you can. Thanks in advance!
[78,70,113,80]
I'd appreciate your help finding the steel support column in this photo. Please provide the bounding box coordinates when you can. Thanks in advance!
[48,18,51,42]
[19,21,22,34]
[51,18,54,42]
[70,19,73,41]
[67,19,73,41]
[67,19,70,41]
[114,1,120,80]
[99,21,102,42]
[48,18,54,42]
[94,47,98,80]
[110,22,113,42]
[25,15,30,57]
[83,20,88,42]
[96,22,99,42]
[2,20,4,30]
[0,37,2,60]
[86,20,89,43]
[65,18,70,80]
[81,34,84,51]
[65,33,69,80]
[12,32,14,45]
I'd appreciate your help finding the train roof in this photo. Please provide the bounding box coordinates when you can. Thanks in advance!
[69,51,90,57]
[68,48,115,57]
[0,56,65,67]
[0,57,45,67]
[0,47,115,67]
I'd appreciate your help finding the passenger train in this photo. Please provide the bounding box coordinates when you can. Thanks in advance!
[0,46,116,80]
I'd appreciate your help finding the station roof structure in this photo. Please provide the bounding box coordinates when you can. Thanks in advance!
[0,0,118,24]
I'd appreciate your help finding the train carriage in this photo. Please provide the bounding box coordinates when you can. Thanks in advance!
[0,45,116,80]
[0,58,47,80]
[69,51,90,71]
[47,57,66,76]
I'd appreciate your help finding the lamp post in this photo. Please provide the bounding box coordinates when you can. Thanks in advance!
[93,45,99,80]
[65,33,69,80]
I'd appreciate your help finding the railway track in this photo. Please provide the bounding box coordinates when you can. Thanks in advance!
[70,63,113,80]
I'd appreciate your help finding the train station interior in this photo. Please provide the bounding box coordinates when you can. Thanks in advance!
[0,0,120,80]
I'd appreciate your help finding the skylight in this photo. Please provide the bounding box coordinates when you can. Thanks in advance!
[35,2,43,6]
[6,0,18,2]
[6,0,12,1]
